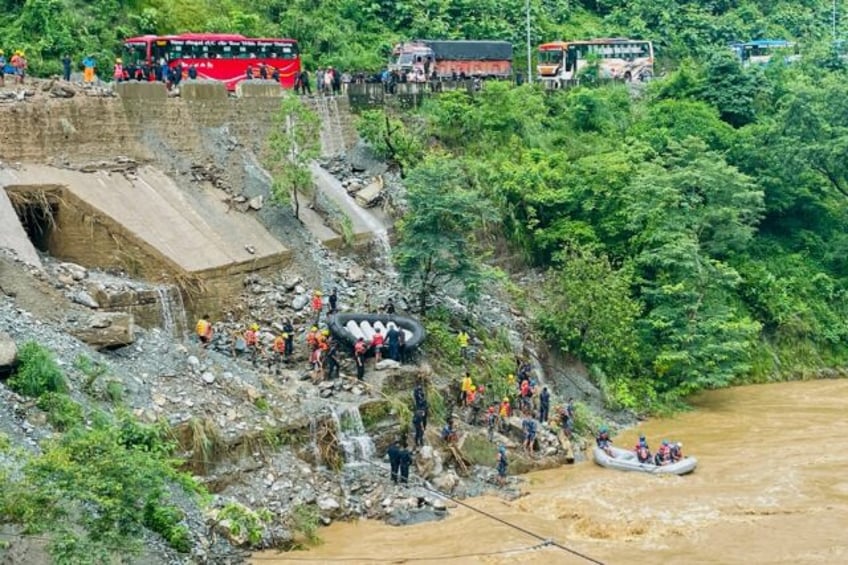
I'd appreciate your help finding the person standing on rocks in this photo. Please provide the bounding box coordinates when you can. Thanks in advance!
[283,318,294,358]
[272,333,286,372]
[61,54,71,82]
[328,288,338,315]
[457,330,470,359]
[486,405,497,442]
[354,337,367,381]
[496,444,508,486]
[82,54,96,85]
[325,338,340,379]
[371,328,385,364]
[398,330,407,363]
[522,412,537,457]
[398,443,413,484]
[387,440,401,483]
[244,323,259,365]
[413,409,426,449]
[311,290,323,324]
[195,315,213,348]
[539,386,550,424]
[386,324,400,362]
[413,382,428,429]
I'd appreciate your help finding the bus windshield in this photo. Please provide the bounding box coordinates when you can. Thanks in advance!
[538,49,563,64]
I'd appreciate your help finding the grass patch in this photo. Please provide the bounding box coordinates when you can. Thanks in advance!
[36,392,84,431]
[217,502,273,546]
[288,503,321,547]
[104,380,124,403]
[8,341,67,398]
[359,400,392,431]
[74,354,107,394]
[254,396,270,412]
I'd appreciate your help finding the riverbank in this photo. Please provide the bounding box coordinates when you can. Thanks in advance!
[257,379,848,564]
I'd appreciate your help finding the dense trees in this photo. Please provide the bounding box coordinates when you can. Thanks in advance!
[1,1,845,74]
[379,51,848,409]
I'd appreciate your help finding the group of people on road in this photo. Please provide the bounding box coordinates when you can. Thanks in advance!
[294,66,353,96]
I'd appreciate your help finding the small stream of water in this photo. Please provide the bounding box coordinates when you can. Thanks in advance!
[156,284,188,339]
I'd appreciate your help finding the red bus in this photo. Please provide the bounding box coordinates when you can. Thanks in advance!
[122,33,300,90]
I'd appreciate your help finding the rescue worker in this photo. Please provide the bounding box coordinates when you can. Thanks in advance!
[496,444,508,486]
[0,50,6,87]
[328,288,338,314]
[195,315,213,347]
[460,371,474,405]
[654,440,672,466]
[311,290,323,324]
[325,337,340,380]
[282,319,294,356]
[272,333,286,372]
[188,64,198,79]
[522,413,537,456]
[634,434,652,464]
[387,440,401,483]
[386,324,400,361]
[413,382,428,429]
[670,441,684,463]
[82,54,96,85]
[370,328,384,363]
[469,385,484,425]
[539,386,550,424]
[412,409,426,448]
[398,444,413,484]
[486,405,497,442]
[518,379,532,412]
[305,326,319,351]
[441,418,457,444]
[498,397,511,433]
[596,426,613,455]
[244,323,259,358]
[457,330,470,359]
[354,337,367,381]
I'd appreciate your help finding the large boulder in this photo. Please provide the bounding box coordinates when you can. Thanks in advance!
[69,312,135,350]
[414,445,443,480]
[0,331,17,376]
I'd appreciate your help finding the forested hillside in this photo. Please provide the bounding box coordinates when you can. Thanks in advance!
[3,0,846,410]
[369,51,848,410]
[0,0,844,74]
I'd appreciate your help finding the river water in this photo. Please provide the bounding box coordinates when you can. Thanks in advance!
[254,380,848,564]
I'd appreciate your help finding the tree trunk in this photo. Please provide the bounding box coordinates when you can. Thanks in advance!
[291,189,300,221]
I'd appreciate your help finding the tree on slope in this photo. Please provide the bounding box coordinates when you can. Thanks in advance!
[266,94,321,221]
[394,155,494,314]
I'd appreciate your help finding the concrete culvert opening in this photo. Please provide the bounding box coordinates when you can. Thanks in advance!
[7,188,61,253]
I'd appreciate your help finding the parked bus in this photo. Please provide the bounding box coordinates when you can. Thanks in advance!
[537,38,654,87]
[729,40,799,67]
[389,40,513,81]
[122,33,300,90]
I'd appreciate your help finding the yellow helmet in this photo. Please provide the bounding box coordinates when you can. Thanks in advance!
[503,397,509,402]
[322,329,330,336]
[0,50,4,55]
[314,290,322,296]
[311,326,318,331]
[250,323,259,331]
[116,57,122,63]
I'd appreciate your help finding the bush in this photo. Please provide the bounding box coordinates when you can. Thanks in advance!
[8,341,68,398]
[144,502,191,553]
[289,504,321,546]
[218,502,271,546]
[36,392,84,431]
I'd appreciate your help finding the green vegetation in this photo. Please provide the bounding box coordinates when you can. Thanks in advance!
[1,343,202,562]
[0,412,199,562]
[371,51,848,411]
[288,503,321,546]
[36,392,84,431]
[266,94,321,221]
[8,341,68,397]
[216,502,273,546]
[1,1,843,75]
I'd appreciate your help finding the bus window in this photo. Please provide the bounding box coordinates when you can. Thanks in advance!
[152,42,169,62]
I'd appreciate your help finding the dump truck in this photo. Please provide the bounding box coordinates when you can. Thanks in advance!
[389,40,513,81]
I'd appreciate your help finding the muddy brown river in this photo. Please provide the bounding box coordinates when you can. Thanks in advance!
[254,380,848,564]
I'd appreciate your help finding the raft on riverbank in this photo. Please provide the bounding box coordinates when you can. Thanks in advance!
[593,446,697,475]
[329,313,426,350]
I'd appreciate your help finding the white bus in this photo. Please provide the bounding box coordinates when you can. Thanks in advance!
[537,38,654,87]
